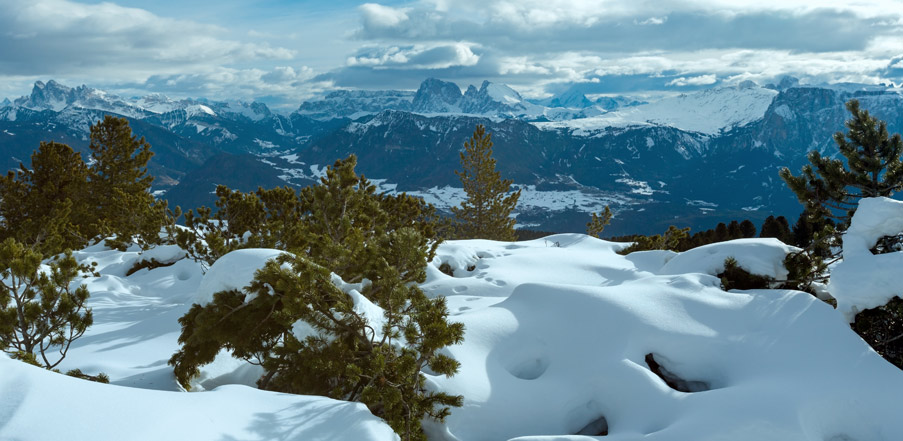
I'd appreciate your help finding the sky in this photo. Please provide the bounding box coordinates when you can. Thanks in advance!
[1,0,903,110]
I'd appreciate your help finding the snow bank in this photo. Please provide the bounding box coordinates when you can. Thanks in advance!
[195,248,288,305]
[0,356,398,441]
[8,231,903,441]
[421,236,903,441]
[830,197,903,321]
[659,238,798,280]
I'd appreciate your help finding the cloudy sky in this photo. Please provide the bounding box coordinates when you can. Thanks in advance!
[2,0,903,109]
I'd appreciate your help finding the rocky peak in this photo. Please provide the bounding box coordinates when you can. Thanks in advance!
[411,78,463,113]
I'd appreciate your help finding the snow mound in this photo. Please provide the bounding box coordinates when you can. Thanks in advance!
[660,238,799,280]
[830,197,903,321]
[0,356,398,441]
[195,248,288,305]
[421,236,903,441]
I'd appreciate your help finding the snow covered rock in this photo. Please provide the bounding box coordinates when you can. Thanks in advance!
[830,197,903,322]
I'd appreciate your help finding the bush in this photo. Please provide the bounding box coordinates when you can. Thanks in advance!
[170,155,462,441]
[851,297,903,369]
[718,257,774,291]
[0,238,92,369]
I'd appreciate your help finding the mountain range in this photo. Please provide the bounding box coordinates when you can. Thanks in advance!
[3,77,903,235]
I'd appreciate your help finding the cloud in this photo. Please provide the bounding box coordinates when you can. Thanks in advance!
[346,43,480,70]
[359,3,411,29]
[0,0,294,80]
[340,0,903,95]
[667,74,717,86]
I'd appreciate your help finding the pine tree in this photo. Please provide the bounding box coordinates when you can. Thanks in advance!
[0,142,89,255]
[452,125,521,241]
[779,100,903,291]
[586,206,613,238]
[0,238,92,369]
[739,220,757,238]
[780,99,903,227]
[87,116,167,250]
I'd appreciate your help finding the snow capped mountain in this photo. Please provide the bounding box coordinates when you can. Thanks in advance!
[12,80,150,118]
[538,82,780,136]
[4,80,274,124]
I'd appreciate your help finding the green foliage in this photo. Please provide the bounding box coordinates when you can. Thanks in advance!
[452,125,521,241]
[174,155,440,272]
[718,257,774,291]
[586,206,612,238]
[0,141,89,255]
[87,116,169,251]
[779,100,903,292]
[759,215,793,244]
[0,117,171,255]
[617,225,690,255]
[851,296,903,369]
[170,156,461,441]
[64,368,110,384]
[0,238,92,369]
[780,99,903,227]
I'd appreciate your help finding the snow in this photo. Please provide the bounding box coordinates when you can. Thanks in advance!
[185,104,217,118]
[3,231,903,441]
[0,354,398,441]
[659,238,799,280]
[536,85,778,135]
[829,197,903,321]
[195,248,288,305]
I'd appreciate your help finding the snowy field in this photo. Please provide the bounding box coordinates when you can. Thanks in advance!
[3,199,903,440]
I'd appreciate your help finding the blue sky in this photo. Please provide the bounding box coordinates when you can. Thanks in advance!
[1,0,902,109]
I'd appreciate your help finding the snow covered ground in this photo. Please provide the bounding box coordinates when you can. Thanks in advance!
[2,216,903,440]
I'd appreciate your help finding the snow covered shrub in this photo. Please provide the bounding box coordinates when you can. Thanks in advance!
[170,155,462,441]
[718,257,773,291]
[0,238,92,369]
[617,225,690,255]
[852,297,903,369]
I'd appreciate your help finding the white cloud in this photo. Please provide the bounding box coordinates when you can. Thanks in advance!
[0,0,294,80]
[359,3,410,28]
[635,16,668,25]
[667,74,717,86]
[347,43,479,70]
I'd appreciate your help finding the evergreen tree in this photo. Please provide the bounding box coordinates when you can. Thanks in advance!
[0,238,92,369]
[0,142,88,255]
[760,215,792,244]
[714,223,729,241]
[452,125,521,241]
[586,206,612,238]
[727,220,742,239]
[780,99,903,227]
[87,116,167,250]
[739,220,757,238]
